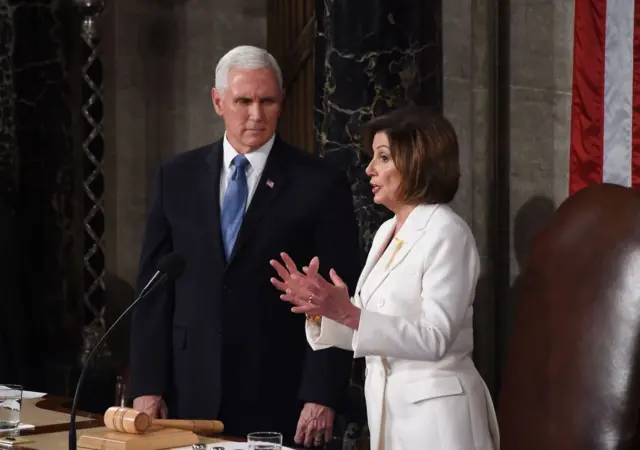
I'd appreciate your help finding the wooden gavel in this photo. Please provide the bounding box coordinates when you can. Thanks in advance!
[103,406,224,434]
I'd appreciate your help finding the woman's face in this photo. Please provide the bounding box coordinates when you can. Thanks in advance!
[365,132,403,208]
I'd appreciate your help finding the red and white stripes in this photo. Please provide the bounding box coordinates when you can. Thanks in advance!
[569,0,640,194]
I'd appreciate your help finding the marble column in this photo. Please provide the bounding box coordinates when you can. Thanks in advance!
[314,0,442,259]
[314,0,442,442]
[0,1,17,195]
[0,0,23,385]
[4,1,77,389]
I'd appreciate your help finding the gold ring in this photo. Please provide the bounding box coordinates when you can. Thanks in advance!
[306,295,320,323]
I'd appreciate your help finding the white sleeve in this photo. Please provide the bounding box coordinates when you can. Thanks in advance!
[305,316,356,351]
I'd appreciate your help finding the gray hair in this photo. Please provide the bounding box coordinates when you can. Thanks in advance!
[214,45,283,92]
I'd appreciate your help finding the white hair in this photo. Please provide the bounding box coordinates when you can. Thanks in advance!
[214,45,283,92]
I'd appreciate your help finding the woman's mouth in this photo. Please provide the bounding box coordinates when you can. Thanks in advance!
[371,184,380,194]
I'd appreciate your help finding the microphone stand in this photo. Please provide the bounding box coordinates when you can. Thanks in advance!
[68,272,169,450]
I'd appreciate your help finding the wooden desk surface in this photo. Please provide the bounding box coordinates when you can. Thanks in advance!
[17,429,229,450]
[20,397,97,430]
[1,396,235,450]
[1,397,350,449]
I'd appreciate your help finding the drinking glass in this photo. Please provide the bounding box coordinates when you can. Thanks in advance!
[0,385,22,430]
[247,431,283,449]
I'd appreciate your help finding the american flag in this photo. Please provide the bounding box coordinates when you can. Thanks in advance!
[266,179,274,188]
[569,0,640,194]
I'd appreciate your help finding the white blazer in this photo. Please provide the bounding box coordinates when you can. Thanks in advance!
[306,204,500,450]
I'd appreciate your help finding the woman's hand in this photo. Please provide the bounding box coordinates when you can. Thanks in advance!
[270,253,361,329]
[269,252,305,293]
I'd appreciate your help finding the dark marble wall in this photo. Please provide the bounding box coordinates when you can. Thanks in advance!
[0,0,79,388]
[313,0,442,439]
[0,0,22,385]
[314,0,442,258]
[0,2,17,197]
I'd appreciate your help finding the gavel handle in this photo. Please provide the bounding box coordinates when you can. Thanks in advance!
[151,419,224,433]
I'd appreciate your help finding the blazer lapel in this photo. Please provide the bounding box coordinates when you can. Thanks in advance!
[353,239,386,308]
[202,140,226,268]
[226,140,286,265]
[358,220,396,308]
[361,204,440,307]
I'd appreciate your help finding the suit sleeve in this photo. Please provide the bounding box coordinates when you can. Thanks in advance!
[128,165,175,399]
[305,316,355,351]
[297,171,361,411]
[352,225,480,361]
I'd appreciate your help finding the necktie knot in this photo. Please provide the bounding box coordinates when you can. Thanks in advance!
[231,154,249,179]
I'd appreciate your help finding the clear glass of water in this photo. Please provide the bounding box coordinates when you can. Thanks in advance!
[247,431,282,449]
[0,385,22,430]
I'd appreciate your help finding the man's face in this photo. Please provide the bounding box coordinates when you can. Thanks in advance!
[211,67,284,153]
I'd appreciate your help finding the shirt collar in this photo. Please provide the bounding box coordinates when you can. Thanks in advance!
[222,133,275,174]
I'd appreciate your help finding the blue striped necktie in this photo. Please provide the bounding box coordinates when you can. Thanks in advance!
[221,154,249,259]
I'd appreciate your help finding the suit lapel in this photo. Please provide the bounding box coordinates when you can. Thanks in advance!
[358,220,396,308]
[226,140,286,265]
[355,220,395,295]
[361,204,440,307]
[202,140,226,268]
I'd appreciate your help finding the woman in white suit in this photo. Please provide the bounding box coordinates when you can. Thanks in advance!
[270,106,499,450]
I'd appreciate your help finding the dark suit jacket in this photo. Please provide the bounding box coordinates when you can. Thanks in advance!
[128,136,360,439]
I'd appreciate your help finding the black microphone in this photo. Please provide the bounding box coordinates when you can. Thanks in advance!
[68,252,186,450]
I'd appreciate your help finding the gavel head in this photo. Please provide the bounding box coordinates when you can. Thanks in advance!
[104,406,151,434]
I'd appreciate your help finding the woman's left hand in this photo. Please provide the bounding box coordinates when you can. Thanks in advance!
[270,253,361,329]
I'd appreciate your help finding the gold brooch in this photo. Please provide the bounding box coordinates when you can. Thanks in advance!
[385,238,405,269]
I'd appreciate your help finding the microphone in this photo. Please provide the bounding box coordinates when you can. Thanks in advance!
[138,253,186,299]
[68,252,186,450]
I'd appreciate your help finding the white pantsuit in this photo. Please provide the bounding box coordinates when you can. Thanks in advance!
[306,204,500,450]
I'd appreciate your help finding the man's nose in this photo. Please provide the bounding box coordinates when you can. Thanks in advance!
[248,102,264,121]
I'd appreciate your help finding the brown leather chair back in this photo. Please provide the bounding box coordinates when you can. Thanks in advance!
[498,183,640,450]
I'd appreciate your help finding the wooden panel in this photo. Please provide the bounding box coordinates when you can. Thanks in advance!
[267,0,315,152]
[77,427,199,450]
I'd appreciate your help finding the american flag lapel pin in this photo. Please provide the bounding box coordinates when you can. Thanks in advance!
[266,179,274,188]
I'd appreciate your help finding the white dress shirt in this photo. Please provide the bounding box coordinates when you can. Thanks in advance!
[219,133,275,209]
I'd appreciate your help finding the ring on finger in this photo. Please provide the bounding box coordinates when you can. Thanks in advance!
[307,294,313,304]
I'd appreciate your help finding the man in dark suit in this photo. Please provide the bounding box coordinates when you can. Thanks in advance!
[128,45,360,447]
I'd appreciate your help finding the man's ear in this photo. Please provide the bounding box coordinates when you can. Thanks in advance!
[211,88,224,116]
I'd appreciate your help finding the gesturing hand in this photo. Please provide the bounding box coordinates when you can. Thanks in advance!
[270,253,361,329]
[269,252,307,294]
